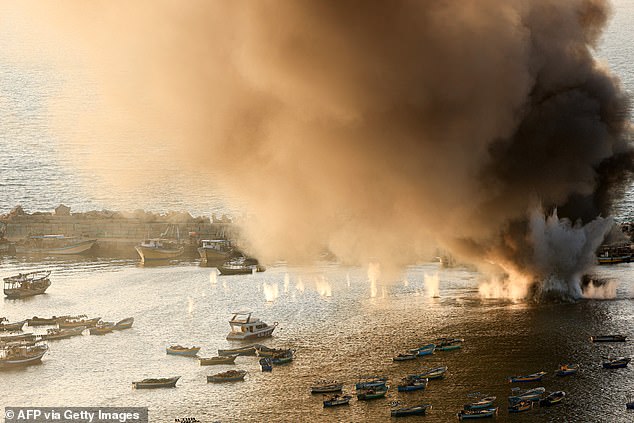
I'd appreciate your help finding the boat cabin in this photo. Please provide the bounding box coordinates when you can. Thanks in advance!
[229,312,268,334]
[201,239,232,252]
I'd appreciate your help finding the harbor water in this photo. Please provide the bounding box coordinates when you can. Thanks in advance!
[0,256,633,422]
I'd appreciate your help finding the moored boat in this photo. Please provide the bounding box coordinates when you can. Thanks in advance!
[435,337,464,351]
[197,239,233,263]
[393,353,417,361]
[259,357,272,372]
[602,356,631,369]
[0,344,48,367]
[58,316,101,329]
[226,311,277,341]
[14,236,96,255]
[508,387,545,404]
[89,322,115,335]
[596,245,632,264]
[207,369,247,383]
[135,239,184,262]
[271,350,294,365]
[42,326,85,340]
[409,366,448,380]
[0,333,38,344]
[355,376,388,390]
[132,376,180,389]
[539,391,565,407]
[410,343,435,356]
[391,404,432,417]
[323,394,352,407]
[218,257,266,275]
[356,386,388,400]
[591,334,627,342]
[166,345,200,357]
[218,344,260,356]
[555,363,579,376]
[27,316,68,326]
[255,345,291,357]
[0,318,26,332]
[508,371,547,383]
[457,407,497,420]
[397,377,428,392]
[114,317,134,330]
[508,400,533,413]
[464,396,496,410]
[3,271,51,298]
[311,381,343,394]
[199,355,237,366]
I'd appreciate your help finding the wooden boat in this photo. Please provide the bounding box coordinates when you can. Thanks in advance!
[271,350,294,365]
[626,395,634,410]
[226,311,277,341]
[0,344,48,367]
[0,333,38,343]
[132,376,180,389]
[435,338,464,351]
[3,271,51,298]
[355,377,387,390]
[391,404,432,417]
[596,245,632,264]
[508,371,547,383]
[89,322,115,335]
[397,377,428,392]
[197,239,233,263]
[356,386,388,400]
[508,400,533,413]
[508,387,545,404]
[602,356,631,369]
[436,343,462,351]
[457,408,497,420]
[393,353,416,361]
[259,357,272,372]
[555,363,579,376]
[135,238,184,262]
[409,366,448,380]
[207,369,247,383]
[323,394,352,408]
[464,396,496,410]
[166,345,200,357]
[14,236,96,255]
[113,317,134,330]
[218,257,266,275]
[42,326,85,340]
[199,355,237,366]
[539,391,565,406]
[218,344,260,356]
[410,343,435,356]
[591,334,627,342]
[58,316,101,329]
[27,316,68,326]
[0,318,26,332]
[255,345,291,357]
[311,381,343,394]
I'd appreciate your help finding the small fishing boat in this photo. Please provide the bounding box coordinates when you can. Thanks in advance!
[218,257,266,275]
[555,363,579,376]
[539,391,565,407]
[14,236,96,255]
[271,350,294,365]
[3,271,52,298]
[199,355,237,366]
[255,345,291,357]
[602,356,631,369]
[508,400,533,413]
[58,316,101,329]
[435,337,464,351]
[132,376,180,389]
[259,357,272,372]
[0,318,26,332]
[0,344,48,367]
[323,394,352,407]
[391,404,432,417]
[410,366,448,380]
[311,381,343,394]
[218,344,261,356]
[356,386,388,400]
[0,333,38,344]
[135,238,184,262]
[410,343,435,356]
[198,239,233,263]
[89,321,115,335]
[226,311,277,341]
[508,387,546,404]
[393,353,416,361]
[207,369,247,383]
[355,376,388,390]
[397,377,428,392]
[113,317,134,330]
[27,316,68,326]
[436,343,462,351]
[166,345,200,357]
[591,334,627,342]
[42,326,85,341]
[457,407,497,420]
[508,371,547,383]
[464,396,496,410]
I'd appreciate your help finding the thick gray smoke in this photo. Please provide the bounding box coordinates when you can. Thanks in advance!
[9,0,633,298]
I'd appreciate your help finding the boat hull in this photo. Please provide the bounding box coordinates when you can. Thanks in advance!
[15,239,96,255]
[218,345,259,356]
[135,245,184,262]
[133,377,180,389]
[0,321,26,331]
[0,349,47,367]
[323,396,352,407]
[166,347,200,357]
[199,355,237,365]
[392,406,430,417]
[58,317,101,329]
[226,326,276,341]
[207,371,247,383]
[311,385,343,394]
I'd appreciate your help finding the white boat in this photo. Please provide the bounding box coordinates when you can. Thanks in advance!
[14,235,96,255]
[226,311,278,341]
[198,239,233,262]
[135,239,184,262]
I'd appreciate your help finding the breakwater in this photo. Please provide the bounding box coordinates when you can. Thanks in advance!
[0,206,238,258]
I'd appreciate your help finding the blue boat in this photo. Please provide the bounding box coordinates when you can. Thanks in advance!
[508,387,545,404]
[355,376,387,390]
[397,377,428,392]
[457,407,497,420]
[259,357,272,372]
[410,343,435,356]
[508,371,546,383]
[464,396,496,410]
[539,391,565,407]
[555,363,579,376]
[603,356,631,369]
[323,394,352,407]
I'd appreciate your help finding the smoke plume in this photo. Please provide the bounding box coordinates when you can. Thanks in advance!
[7,0,633,298]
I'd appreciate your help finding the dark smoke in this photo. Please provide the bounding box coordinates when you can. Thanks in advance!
[9,0,633,297]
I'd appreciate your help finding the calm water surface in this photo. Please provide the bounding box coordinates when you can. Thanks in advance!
[0,258,633,422]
